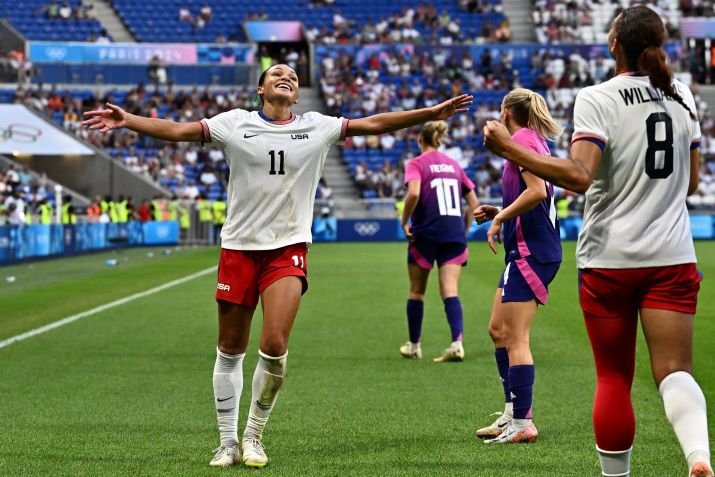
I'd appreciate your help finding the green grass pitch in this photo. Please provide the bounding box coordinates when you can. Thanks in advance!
[0,242,713,476]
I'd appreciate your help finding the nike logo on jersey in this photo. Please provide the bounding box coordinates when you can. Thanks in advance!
[244,133,260,138]
[216,396,234,402]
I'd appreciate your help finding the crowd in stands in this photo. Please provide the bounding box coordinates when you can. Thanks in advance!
[532,1,681,44]
[305,2,509,45]
[679,0,715,16]
[316,43,715,210]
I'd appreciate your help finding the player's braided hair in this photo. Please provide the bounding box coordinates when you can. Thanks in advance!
[420,121,449,148]
[502,88,562,141]
[615,6,697,121]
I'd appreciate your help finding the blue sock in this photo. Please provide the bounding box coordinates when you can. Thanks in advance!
[443,296,463,342]
[406,299,424,344]
[508,364,535,420]
[495,347,511,404]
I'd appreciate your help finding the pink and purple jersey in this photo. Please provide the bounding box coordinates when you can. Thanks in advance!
[404,151,475,244]
[502,128,561,264]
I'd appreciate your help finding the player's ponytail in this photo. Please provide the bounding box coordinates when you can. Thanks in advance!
[420,120,449,148]
[502,88,562,141]
[638,46,697,121]
[616,6,697,121]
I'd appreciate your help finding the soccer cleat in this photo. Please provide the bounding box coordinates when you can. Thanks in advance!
[484,422,538,444]
[433,343,464,363]
[690,462,714,477]
[475,411,512,439]
[399,342,422,360]
[209,445,239,467]
[242,436,268,468]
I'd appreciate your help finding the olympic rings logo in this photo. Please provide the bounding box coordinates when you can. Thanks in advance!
[0,124,43,143]
[354,221,380,236]
[44,47,68,60]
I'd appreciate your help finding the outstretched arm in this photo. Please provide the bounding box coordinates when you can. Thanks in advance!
[483,120,602,194]
[83,103,203,142]
[345,94,473,137]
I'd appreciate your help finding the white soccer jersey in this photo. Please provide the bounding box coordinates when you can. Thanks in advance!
[572,75,701,268]
[202,110,347,250]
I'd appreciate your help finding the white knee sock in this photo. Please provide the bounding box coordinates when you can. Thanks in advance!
[213,348,245,447]
[659,371,712,470]
[597,446,632,477]
[243,350,287,441]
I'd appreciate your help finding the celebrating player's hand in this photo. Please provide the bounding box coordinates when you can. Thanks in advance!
[432,94,473,120]
[82,103,128,133]
[487,217,503,254]
[483,120,513,156]
[473,205,500,224]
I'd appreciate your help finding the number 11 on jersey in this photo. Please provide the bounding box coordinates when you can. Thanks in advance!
[269,150,286,175]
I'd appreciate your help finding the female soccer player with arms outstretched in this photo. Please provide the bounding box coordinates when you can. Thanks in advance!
[473,88,562,444]
[83,64,472,469]
[483,7,711,477]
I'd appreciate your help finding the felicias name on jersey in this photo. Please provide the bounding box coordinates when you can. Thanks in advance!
[618,85,673,106]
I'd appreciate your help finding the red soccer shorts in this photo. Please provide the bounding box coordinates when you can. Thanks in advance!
[215,243,308,308]
[579,263,701,317]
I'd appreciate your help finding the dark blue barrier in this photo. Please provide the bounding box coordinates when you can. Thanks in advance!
[312,216,715,243]
[0,221,179,265]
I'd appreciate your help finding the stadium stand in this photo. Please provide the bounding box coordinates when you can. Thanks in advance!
[0,0,110,41]
[112,0,507,44]
[531,0,681,44]
[1,0,714,216]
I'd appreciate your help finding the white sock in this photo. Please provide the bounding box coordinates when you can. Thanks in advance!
[597,446,632,477]
[659,371,712,470]
[504,402,514,417]
[512,418,531,430]
[244,350,287,441]
[451,340,462,350]
[411,342,421,352]
[213,348,245,447]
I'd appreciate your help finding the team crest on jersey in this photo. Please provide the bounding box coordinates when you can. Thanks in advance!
[291,134,309,140]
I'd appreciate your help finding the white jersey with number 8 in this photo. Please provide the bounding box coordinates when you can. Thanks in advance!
[571,74,700,269]
[202,110,347,250]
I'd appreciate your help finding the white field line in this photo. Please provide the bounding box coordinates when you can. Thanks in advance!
[0,265,217,350]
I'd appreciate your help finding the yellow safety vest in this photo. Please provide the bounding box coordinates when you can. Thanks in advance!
[168,201,179,221]
[212,201,227,225]
[198,200,213,222]
[151,200,163,221]
[108,201,119,222]
[61,203,77,224]
[179,204,190,230]
[556,199,569,219]
[39,203,53,224]
[117,200,129,222]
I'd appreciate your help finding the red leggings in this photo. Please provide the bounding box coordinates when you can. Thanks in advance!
[584,312,637,451]
[579,264,700,451]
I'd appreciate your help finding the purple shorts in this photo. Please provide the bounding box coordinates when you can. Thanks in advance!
[407,239,468,270]
[498,256,560,305]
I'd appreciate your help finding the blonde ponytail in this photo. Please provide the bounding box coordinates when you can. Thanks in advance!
[420,120,449,148]
[503,88,563,141]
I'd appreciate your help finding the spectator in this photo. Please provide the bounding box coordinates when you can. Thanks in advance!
[200,2,212,22]
[179,4,193,22]
[147,55,168,86]
[44,0,59,19]
[58,1,72,20]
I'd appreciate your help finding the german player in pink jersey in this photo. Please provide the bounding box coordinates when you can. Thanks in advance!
[83,64,472,469]
[483,7,711,477]
[398,121,480,363]
[472,88,562,444]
